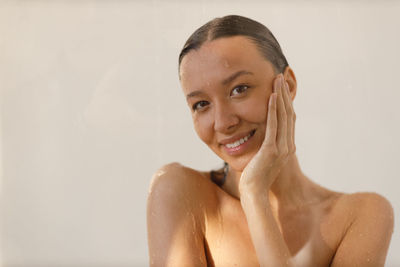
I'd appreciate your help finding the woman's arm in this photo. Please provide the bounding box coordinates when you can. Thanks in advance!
[236,74,296,266]
[330,192,394,267]
[240,192,293,266]
[147,163,207,266]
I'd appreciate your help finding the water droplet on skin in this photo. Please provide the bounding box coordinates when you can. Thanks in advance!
[224,60,230,68]
[154,169,166,177]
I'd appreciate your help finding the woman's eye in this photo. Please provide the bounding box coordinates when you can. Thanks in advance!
[231,85,249,96]
[192,100,209,111]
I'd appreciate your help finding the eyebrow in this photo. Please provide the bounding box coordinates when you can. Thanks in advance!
[222,70,253,85]
[186,70,254,99]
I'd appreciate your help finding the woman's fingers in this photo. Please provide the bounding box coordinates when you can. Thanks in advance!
[264,74,296,158]
[281,78,296,155]
[276,75,288,154]
[264,91,277,147]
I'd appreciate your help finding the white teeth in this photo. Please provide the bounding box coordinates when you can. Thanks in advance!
[226,132,252,148]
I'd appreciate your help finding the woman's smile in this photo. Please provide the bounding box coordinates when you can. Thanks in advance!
[220,129,256,156]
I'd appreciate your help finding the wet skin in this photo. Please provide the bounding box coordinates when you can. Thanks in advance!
[147,36,394,266]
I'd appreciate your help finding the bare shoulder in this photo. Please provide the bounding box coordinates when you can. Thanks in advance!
[344,191,394,237]
[336,192,394,223]
[147,163,218,265]
[148,162,218,206]
[321,191,394,242]
[328,192,394,266]
[326,191,394,234]
[149,162,210,190]
[147,162,219,225]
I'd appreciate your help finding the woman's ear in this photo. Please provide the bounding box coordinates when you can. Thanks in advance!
[283,66,297,101]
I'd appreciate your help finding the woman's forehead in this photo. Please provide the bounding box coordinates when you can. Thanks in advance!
[180,36,273,92]
[181,36,263,73]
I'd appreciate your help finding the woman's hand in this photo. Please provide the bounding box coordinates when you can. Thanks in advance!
[239,74,296,196]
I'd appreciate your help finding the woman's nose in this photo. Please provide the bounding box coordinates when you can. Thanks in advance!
[213,102,239,133]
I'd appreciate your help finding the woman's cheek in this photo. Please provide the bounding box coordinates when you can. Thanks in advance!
[193,114,214,145]
[239,97,268,123]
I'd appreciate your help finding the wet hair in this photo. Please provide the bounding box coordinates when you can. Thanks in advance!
[178,15,289,74]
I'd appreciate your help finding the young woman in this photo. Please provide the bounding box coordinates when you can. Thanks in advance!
[147,15,394,266]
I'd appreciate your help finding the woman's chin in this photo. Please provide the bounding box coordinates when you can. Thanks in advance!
[225,153,255,172]
[211,145,258,172]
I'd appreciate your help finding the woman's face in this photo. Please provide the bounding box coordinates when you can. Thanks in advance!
[179,36,278,171]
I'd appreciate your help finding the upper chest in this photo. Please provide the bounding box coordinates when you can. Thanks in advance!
[203,192,345,267]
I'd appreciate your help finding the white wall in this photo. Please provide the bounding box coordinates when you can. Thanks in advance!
[1,1,399,266]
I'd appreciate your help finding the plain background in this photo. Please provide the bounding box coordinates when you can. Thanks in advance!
[1,0,399,266]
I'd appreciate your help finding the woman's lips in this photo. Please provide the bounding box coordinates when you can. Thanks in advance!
[221,129,256,155]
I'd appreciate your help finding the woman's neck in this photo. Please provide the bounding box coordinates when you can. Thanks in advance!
[223,154,314,210]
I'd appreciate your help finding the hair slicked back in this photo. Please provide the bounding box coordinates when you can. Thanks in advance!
[178,15,289,74]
